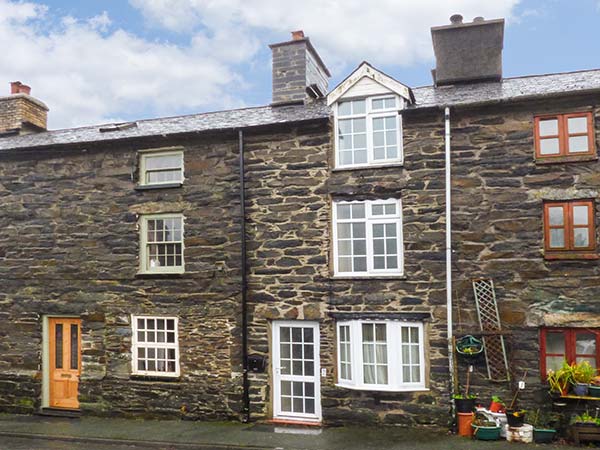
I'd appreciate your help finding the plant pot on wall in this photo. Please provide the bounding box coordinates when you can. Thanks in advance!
[573,383,589,396]
[456,335,484,362]
[454,398,476,413]
[589,385,600,398]
[505,409,526,427]
[533,428,557,443]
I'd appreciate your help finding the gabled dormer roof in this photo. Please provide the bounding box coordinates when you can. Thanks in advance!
[327,61,415,106]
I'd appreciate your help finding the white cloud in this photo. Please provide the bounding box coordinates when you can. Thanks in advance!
[0,0,522,129]
[129,0,521,70]
[0,0,246,129]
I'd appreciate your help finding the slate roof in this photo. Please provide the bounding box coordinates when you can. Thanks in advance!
[1,69,600,151]
[0,101,330,151]
[411,68,600,109]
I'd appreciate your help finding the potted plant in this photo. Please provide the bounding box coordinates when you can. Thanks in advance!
[572,360,596,396]
[453,393,477,413]
[471,412,501,441]
[456,335,484,361]
[505,370,527,427]
[589,376,600,398]
[571,411,600,445]
[489,395,505,413]
[547,361,574,397]
[529,409,559,443]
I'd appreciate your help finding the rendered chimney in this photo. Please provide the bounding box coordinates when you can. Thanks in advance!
[0,81,48,135]
[431,16,504,86]
[269,30,331,105]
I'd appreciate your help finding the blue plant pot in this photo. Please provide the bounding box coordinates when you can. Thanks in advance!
[573,383,589,396]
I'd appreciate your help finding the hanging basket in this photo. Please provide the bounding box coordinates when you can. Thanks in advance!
[456,335,484,360]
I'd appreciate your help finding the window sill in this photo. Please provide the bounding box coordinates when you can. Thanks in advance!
[331,162,404,172]
[136,271,186,279]
[535,154,598,165]
[335,383,429,393]
[331,275,406,281]
[135,183,183,191]
[544,252,599,260]
[130,374,181,382]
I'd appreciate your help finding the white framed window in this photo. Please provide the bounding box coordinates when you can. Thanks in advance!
[139,214,185,274]
[131,315,180,377]
[332,199,403,277]
[336,320,425,391]
[334,95,403,168]
[139,149,184,186]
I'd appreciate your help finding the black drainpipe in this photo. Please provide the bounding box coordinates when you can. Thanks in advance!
[239,129,250,423]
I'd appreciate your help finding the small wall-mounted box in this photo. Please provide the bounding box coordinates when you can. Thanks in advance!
[248,355,267,373]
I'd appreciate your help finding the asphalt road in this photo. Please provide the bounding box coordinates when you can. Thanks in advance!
[0,436,150,450]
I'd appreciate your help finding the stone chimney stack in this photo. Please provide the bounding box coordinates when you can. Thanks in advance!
[431,15,504,86]
[269,30,331,105]
[0,81,48,135]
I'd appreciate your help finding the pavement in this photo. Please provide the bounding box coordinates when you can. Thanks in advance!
[0,414,585,450]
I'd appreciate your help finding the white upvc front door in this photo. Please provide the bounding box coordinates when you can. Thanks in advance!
[272,321,321,422]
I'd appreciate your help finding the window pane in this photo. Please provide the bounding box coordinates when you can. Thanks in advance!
[354,256,367,272]
[353,118,366,133]
[352,100,366,115]
[354,149,367,164]
[548,206,564,226]
[540,138,560,155]
[338,101,351,116]
[145,154,181,170]
[576,356,596,369]
[337,204,351,220]
[546,332,565,354]
[573,205,589,225]
[362,324,374,342]
[568,116,588,134]
[574,228,590,248]
[539,119,558,136]
[351,204,365,219]
[373,117,384,131]
[338,119,351,135]
[549,229,565,248]
[70,324,78,370]
[576,333,596,355]
[55,324,63,369]
[352,223,366,238]
[353,133,367,149]
[545,356,563,374]
[569,136,589,153]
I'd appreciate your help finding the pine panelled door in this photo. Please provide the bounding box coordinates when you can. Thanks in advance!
[49,318,81,409]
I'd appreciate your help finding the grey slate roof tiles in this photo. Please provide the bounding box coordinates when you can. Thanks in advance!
[0,101,331,151]
[411,69,600,109]
[1,69,600,151]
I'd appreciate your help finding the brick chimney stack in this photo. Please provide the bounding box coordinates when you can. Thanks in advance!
[0,81,48,135]
[269,30,330,105]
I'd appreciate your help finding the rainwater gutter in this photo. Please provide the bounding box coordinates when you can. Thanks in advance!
[444,106,456,401]
[239,129,250,423]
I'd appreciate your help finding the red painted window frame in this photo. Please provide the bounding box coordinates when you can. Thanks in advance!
[543,199,596,255]
[540,328,600,379]
[534,112,595,158]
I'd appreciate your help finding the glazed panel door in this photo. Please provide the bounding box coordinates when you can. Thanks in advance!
[49,318,81,409]
[273,321,321,422]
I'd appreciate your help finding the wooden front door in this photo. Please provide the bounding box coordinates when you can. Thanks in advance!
[49,318,81,409]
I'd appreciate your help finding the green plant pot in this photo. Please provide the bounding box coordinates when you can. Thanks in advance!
[533,428,556,443]
[589,385,600,398]
[472,425,501,441]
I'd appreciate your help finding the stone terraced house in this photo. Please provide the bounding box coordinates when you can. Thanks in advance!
[0,16,600,426]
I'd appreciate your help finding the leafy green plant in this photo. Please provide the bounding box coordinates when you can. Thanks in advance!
[572,411,600,425]
[573,360,597,384]
[491,396,505,405]
[547,360,575,395]
[529,409,560,429]
[452,393,477,399]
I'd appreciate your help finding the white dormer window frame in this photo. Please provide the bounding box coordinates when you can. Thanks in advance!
[334,95,404,169]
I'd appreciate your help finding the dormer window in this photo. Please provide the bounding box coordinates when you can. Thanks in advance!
[335,95,402,168]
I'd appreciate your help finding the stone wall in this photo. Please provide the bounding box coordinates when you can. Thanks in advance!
[245,116,453,426]
[0,132,244,418]
[446,95,600,405]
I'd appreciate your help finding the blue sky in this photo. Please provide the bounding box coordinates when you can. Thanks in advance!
[1,0,599,128]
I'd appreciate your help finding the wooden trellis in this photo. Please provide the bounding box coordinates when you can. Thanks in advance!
[472,279,510,381]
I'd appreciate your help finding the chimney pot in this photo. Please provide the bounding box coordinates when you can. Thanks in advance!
[450,14,463,24]
[473,16,485,23]
[10,81,31,96]
[1,81,47,134]
[291,30,305,40]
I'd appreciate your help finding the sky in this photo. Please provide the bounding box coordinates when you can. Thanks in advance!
[1,0,599,129]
